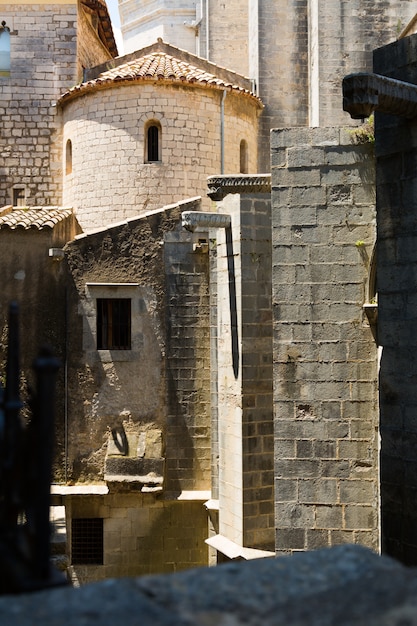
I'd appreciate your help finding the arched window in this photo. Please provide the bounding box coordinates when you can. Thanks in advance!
[145,121,161,163]
[0,21,10,78]
[240,139,248,174]
[65,139,73,175]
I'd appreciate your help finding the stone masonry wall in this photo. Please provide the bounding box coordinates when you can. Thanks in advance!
[374,34,417,565]
[215,191,274,551]
[61,83,260,231]
[65,493,208,584]
[64,198,211,494]
[0,3,78,208]
[271,127,379,554]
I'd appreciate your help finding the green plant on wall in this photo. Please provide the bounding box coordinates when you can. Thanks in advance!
[349,115,375,144]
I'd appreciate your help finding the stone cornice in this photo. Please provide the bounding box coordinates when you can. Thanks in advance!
[206,174,271,201]
[343,72,417,120]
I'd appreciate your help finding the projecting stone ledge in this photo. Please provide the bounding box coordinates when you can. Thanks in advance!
[207,174,271,201]
[343,72,417,119]
[5,545,417,624]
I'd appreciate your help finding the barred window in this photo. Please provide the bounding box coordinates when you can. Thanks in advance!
[97,298,131,350]
[71,518,103,565]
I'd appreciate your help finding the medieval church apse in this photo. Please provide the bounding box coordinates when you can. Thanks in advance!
[1,0,417,583]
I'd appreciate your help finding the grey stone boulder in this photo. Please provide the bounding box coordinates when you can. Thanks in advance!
[2,545,417,625]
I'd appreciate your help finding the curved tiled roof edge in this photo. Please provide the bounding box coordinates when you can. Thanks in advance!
[58,43,262,107]
[0,207,74,230]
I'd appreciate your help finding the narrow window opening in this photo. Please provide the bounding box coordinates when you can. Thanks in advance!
[72,518,103,565]
[66,139,72,175]
[13,187,25,207]
[145,121,161,163]
[97,298,131,350]
[0,22,10,78]
[240,139,248,174]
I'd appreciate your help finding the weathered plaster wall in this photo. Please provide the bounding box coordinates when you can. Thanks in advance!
[374,34,417,565]
[61,83,260,231]
[61,198,211,582]
[271,127,379,554]
[63,198,210,492]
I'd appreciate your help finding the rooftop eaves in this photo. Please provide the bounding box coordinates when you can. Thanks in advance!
[58,40,262,107]
[0,207,74,230]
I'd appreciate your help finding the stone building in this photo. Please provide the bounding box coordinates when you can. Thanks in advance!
[1,0,417,584]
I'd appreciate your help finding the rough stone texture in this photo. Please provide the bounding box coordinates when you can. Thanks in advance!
[213,191,274,551]
[3,545,417,624]
[0,2,114,210]
[374,34,417,565]
[271,127,379,554]
[64,197,210,493]
[61,80,260,231]
[62,493,208,583]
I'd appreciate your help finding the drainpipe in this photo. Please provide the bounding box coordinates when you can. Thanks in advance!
[206,0,210,60]
[64,286,68,483]
[220,89,226,174]
[308,0,320,126]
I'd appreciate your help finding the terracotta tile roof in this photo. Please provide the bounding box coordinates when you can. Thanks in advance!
[59,50,262,106]
[0,207,74,230]
[81,0,118,57]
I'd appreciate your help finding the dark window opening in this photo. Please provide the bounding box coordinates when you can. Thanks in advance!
[13,188,25,207]
[72,518,103,565]
[240,139,248,174]
[97,298,131,350]
[147,123,160,162]
[66,139,72,175]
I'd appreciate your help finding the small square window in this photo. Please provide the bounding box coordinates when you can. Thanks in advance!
[71,518,103,565]
[13,188,25,207]
[97,298,131,350]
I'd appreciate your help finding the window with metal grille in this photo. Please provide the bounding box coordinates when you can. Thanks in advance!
[97,298,131,350]
[146,123,160,162]
[71,518,103,565]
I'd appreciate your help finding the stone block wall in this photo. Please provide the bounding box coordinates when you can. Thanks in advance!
[64,492,208,584]
[374,34,417,565]
[64,198,211,496]
[0,2,78,208]
[164,224,211,493]
[214,189,274,551]
[271,127,379,554]
[61,82,260,231]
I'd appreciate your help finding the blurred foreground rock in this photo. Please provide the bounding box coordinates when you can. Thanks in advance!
[2,545,417,625]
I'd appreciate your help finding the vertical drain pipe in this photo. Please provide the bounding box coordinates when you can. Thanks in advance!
[206,0,210,60]
[220,89,226,174]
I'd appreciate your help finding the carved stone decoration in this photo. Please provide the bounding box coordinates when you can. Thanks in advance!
[206,174,271,201]
[181,211,231,232]
[343,72,417,119]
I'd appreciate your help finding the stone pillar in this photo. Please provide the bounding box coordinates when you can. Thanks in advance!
[374,34,417,565]
[213,183,274,552]
[271,127,379,554]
